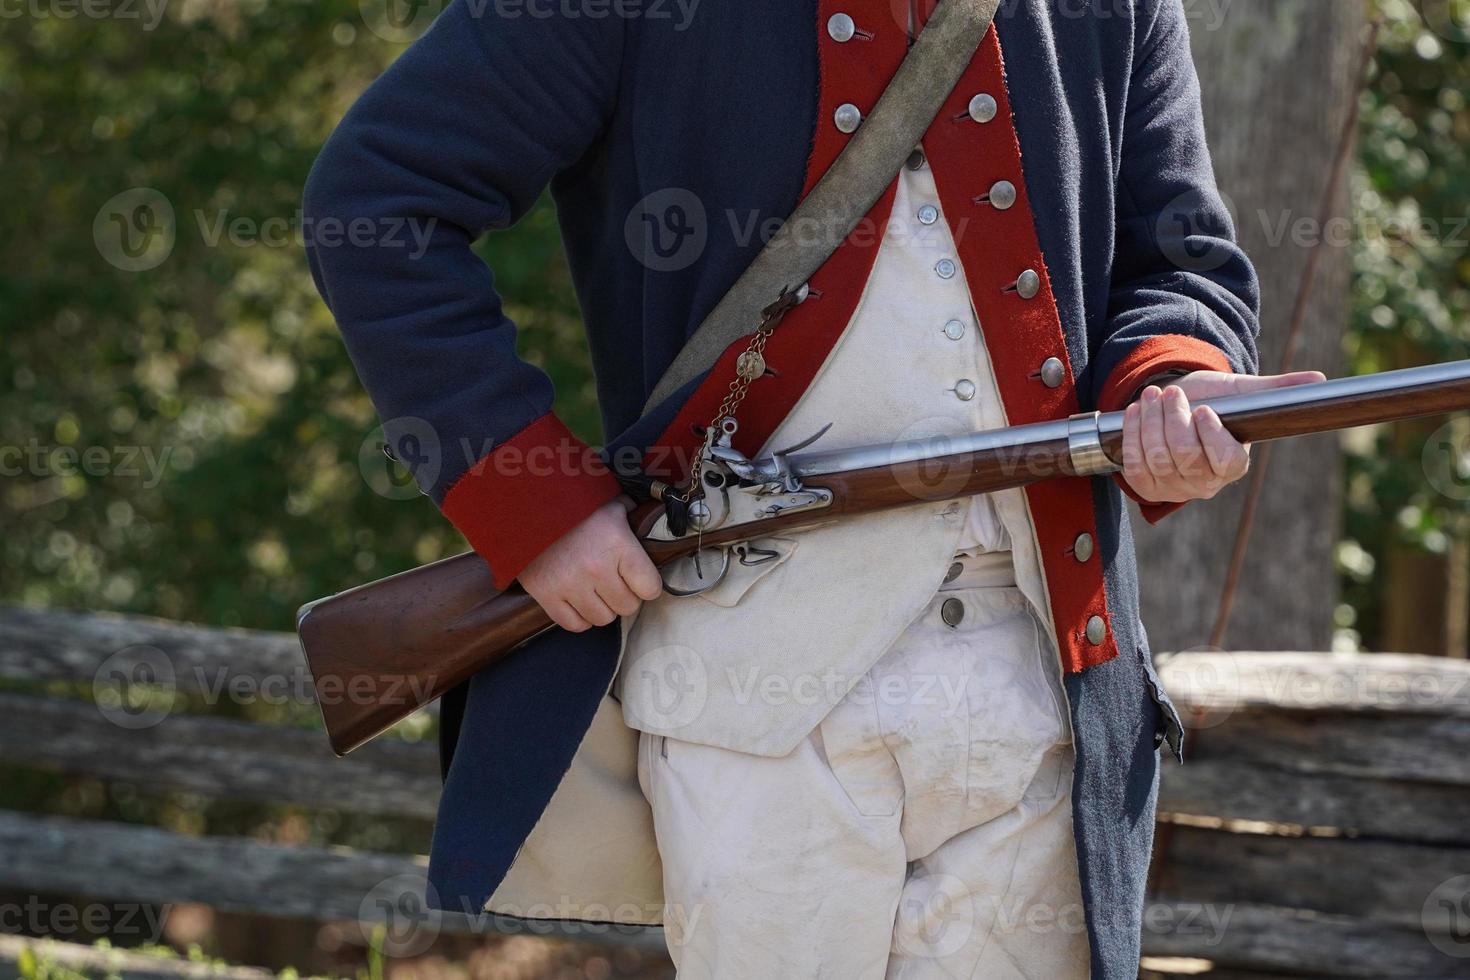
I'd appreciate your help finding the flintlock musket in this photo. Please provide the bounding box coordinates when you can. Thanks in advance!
[299,359,1470,755]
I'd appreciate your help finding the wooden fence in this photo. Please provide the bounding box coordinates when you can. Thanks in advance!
[0,605,1466,978]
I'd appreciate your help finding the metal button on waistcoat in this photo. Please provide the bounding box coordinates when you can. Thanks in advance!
[986,180,1018,211]
[1040,357,1066,389]
[834,103,862,134]
[827,12,856,42]
[953,379,977,402]
[1016,269,1041,299]
[1073,533,1095,563]
[917,204,939,226]
[906,148,926,170]
[945,561,964,583]
[935,258,957,279]
[1085,615,1107,646]
[943,319,966,341]
[941,597,965,627]
[967,93,998,124]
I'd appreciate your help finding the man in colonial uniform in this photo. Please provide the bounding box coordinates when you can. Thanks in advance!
[304,1,1315,975]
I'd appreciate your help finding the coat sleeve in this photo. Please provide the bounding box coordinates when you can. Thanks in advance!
[302,1,625,588]
[1090,0,1263,521]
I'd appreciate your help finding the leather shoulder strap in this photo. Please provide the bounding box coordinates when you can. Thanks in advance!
[644,0,1003,412]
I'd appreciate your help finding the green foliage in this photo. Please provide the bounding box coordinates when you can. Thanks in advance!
[13,937,292,980]
[0,1,597,632]
[1342,0,1470,646]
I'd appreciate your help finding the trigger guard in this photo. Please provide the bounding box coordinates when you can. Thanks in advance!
[661,547,731,597]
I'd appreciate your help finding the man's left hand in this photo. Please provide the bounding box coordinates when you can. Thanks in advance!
[1121,370,1325,504]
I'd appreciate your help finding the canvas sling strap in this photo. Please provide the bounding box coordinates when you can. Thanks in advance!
[642,0,1004,413]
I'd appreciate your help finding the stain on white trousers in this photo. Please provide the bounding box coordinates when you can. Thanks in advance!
[637,583,1091,979]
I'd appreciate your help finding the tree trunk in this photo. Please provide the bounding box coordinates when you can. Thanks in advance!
[1131,0,1362,653]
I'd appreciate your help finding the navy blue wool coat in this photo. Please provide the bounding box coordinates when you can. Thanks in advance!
[304,0,1260,975]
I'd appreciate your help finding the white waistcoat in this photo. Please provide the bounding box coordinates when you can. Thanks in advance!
[615,160,1060,758]
[488,157,1071,924]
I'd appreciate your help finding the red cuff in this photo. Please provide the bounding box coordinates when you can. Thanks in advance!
[1097,335,1234,413]
[1099,335,1235,523]
[441,414,623,589]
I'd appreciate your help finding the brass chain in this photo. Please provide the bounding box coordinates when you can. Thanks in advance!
[677,286,802,501]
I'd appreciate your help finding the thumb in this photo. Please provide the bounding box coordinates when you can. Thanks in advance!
[1233,370,1326,393]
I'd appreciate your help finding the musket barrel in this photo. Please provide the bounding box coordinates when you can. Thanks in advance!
[1095,358,1470,460]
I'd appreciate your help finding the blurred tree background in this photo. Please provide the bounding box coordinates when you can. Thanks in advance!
[1342,0,1470,657]
[0,0,602,638]
[3,0,1467,651]
[0,0,1468,971]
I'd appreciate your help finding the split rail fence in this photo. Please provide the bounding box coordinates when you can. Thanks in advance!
[0,606,1466,978]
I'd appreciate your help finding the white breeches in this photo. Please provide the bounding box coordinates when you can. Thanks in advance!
[637,574,1092,979]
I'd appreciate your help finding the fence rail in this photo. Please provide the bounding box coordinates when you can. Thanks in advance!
[1,605,1467,977]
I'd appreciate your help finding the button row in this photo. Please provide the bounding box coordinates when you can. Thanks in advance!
[975,180,1017,211]
[827,12,873,43]
[967,93,997,124]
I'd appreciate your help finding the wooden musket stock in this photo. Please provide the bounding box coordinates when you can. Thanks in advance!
[299,360,1470,755]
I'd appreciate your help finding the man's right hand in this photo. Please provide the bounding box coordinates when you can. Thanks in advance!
[518,498,664,632]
